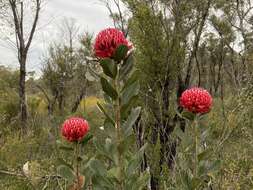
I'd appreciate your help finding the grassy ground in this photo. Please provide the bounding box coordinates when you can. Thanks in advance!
[0,95,252,189]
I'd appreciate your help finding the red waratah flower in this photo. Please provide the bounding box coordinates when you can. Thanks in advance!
[61,117,89,142]
[180,87,212,114]
[94,28,132,59]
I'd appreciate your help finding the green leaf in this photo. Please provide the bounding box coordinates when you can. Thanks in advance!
[57,158,73,170]
[126,143,147,176]
[100,58,117,79]
[113,45,129,61]
[181,111,196,121]
[122,81,139,106]
[122,107,141,137]
[103,93,113,104]
[122,71,139,91]
[191,177,202,189]
[101,77,118,100]
[97,102,115,125]
[105,138,116,156]
[107,167,120,181]
[59,145,74,151]
[89,159,107,177]
[126,157,141,177]
[120,95,139,119]
[57,165,75,182]
[93,138,113,161]
[198,149,212,161]
[56,140,74,152]
[174,126,185,140]
[118,135,135,155]
[104,118,115,129]
[201,128,211,140]
[181,171,192,190]
[93,138,107,155]
[122,73,140,115]
[88,159,114,189]
[207,160,221,173]
[133,171,150,190]
[80,134,93,146]
[119,53,134,80]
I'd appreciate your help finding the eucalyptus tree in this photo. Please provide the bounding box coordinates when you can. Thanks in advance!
[211,0,253,88]
[41,20,97,115]
[0,0,42,132]
[120,0,214,189]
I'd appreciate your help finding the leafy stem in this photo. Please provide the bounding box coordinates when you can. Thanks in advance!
[114,64,124,190]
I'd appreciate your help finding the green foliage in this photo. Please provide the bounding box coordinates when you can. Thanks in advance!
[0,66,20,134]
[1,1,253,189]
[89,45,150,190]
[174,115,221,189]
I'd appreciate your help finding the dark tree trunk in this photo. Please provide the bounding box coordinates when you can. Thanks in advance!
[71,82,87,113]
[8,0,41,133]
[19,56,28,130]
[58,94,64,114]
[150,175,159,190]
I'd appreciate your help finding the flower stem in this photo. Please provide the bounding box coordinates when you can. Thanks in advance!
[114,66,123,190]
[75,142,81,190]
[194,117,199,177]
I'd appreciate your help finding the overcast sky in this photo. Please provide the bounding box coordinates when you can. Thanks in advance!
[0,0,115,75]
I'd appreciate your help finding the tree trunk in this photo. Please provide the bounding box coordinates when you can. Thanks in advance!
[8,0,41,133]
[150,176,159,190]
[19,56,28,131]
[71,82,87,113]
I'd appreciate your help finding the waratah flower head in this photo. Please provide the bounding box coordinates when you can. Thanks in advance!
[94,28,132,59]
[180,87,212,114]
[61,117,90,142]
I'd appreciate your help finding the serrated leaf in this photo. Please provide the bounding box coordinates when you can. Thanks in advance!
[100,58,117,79]
[122,107,141,137]
[101,77,118,100]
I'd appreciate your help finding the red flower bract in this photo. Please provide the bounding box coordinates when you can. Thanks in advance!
[180,87,212,114]
[61,117,89,142]
[94,28,132,59]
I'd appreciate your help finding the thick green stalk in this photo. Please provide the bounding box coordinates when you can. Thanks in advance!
[114,65,124,190]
